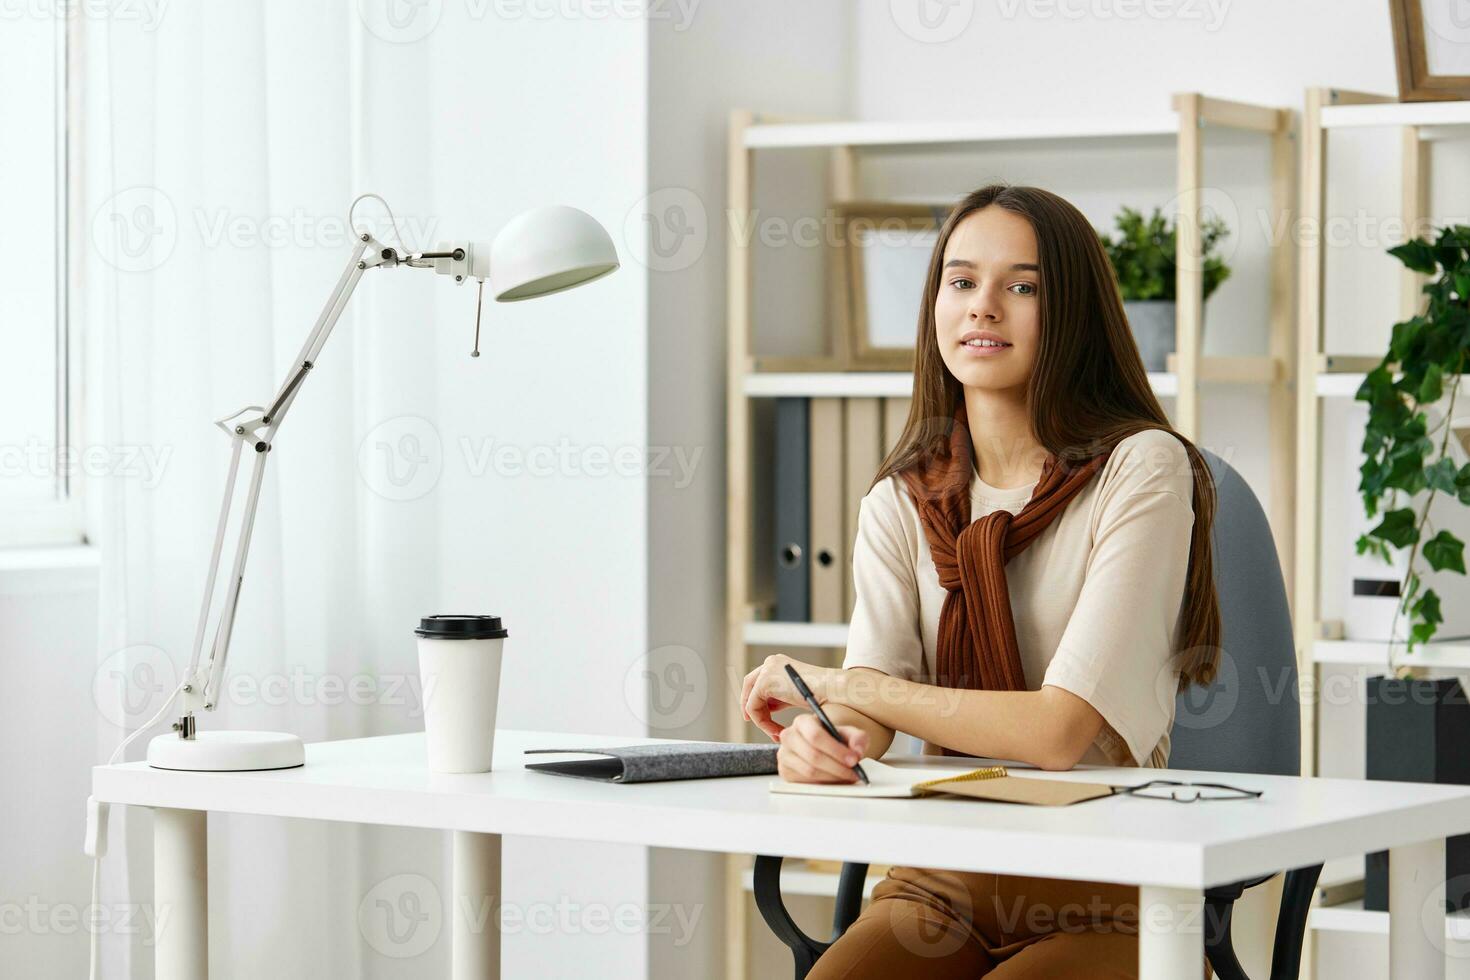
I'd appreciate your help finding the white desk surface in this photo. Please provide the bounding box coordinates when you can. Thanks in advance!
[93,729,1470,891]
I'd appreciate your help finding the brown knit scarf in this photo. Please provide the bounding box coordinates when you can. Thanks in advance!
[899,406,1111,709]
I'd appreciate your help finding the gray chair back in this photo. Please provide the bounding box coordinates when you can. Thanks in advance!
[1168,450,1299,777]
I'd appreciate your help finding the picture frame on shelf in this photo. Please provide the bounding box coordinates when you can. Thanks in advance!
[1389,0,1470,101]
[833,202,950,370]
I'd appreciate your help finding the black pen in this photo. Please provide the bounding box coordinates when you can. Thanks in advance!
[784,664,870,785]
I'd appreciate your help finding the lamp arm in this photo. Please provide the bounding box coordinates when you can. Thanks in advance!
[175,234,397,725]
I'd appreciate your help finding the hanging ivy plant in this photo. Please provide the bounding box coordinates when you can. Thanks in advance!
[1356,225,1470,669]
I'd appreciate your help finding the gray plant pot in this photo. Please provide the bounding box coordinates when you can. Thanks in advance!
[1122,300,1207,373]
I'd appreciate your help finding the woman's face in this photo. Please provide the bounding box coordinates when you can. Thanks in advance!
[933,205,1040,394]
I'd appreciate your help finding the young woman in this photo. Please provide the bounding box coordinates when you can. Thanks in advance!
[739,184,1221,977]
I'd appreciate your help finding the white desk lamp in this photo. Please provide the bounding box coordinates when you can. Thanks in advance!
[144,195,619,772]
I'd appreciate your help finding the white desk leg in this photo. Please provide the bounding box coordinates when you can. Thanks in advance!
[1389,838,1445,979]
[452,831,501,980]
[154,808,208,980]
[1138,885,1203,980]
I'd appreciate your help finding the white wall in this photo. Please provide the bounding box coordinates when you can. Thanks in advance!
[423,8,655,979]
[645,4,853,975]
[0,558,99,979]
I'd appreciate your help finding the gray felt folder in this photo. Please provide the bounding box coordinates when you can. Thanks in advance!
[524,741,779,783]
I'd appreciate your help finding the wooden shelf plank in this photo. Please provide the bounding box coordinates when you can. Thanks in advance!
[1317,354,1383,374]
[1164,354,1281,384]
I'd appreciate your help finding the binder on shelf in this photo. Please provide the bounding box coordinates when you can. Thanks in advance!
[881,397,911,455]
[809,397,846,623]
[773,398,810,622]
[843,398,883,618]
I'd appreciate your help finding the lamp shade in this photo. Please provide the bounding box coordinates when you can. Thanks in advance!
[484,204,619,302]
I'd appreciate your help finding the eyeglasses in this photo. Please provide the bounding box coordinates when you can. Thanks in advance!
[1113,780,1264,803]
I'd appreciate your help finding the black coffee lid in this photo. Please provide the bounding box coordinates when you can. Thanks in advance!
[414,615,508,639]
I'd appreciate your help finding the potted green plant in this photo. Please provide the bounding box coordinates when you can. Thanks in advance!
[1098,206,1232,372]
[1355,224,1470,912]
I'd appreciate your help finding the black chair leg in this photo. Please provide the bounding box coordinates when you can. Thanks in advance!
[1203,895,1248,980]
[752,855,828,979]
[1269,864,1322,980]
[1200,864,1324,980]
[831,862,869,939]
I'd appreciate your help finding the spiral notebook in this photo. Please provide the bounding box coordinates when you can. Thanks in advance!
[769,760,1117,806]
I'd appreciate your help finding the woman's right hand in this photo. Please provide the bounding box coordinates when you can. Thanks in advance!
[776,712,871,783]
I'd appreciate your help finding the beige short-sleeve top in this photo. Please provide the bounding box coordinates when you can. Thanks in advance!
[842,427,1196,769]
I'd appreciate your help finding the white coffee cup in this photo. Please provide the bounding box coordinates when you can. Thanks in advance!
[415,615,508,773]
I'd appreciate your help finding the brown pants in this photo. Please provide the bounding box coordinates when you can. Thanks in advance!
[808,865,1211,979]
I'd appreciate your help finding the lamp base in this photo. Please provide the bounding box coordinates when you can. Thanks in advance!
[147,730,305,771]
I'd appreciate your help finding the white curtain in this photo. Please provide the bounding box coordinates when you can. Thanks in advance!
[83,4,451,977]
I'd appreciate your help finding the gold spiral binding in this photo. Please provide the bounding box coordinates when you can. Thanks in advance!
[912,765,1008,795]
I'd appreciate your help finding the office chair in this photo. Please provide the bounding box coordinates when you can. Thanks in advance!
[753,449,1323,980]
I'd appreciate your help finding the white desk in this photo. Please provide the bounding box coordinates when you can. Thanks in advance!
[93,729,1470,979]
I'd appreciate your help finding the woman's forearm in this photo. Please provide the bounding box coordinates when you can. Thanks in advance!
[820,695,896,760]
[823,669,1102,770]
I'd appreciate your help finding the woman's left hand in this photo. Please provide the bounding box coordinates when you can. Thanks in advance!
[740,654,838,741]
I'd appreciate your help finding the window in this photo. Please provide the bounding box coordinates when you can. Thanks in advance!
[0,12,82,547]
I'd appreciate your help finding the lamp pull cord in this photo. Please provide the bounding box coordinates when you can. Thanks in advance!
[471,278,485,358]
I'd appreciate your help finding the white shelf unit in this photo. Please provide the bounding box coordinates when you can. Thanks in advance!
[1310,899,1470,942]
[1314,639,1470,670]
[725,95,1298,980]
[1294,89,1470,773]
[741,115,1180,151]
[1317,99,1470,134]
[741,355,1288,401]
[743,621,850,648]
[1293,90,1470,971]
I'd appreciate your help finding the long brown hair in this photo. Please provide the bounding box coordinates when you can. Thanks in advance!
[872,184,1220,692]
